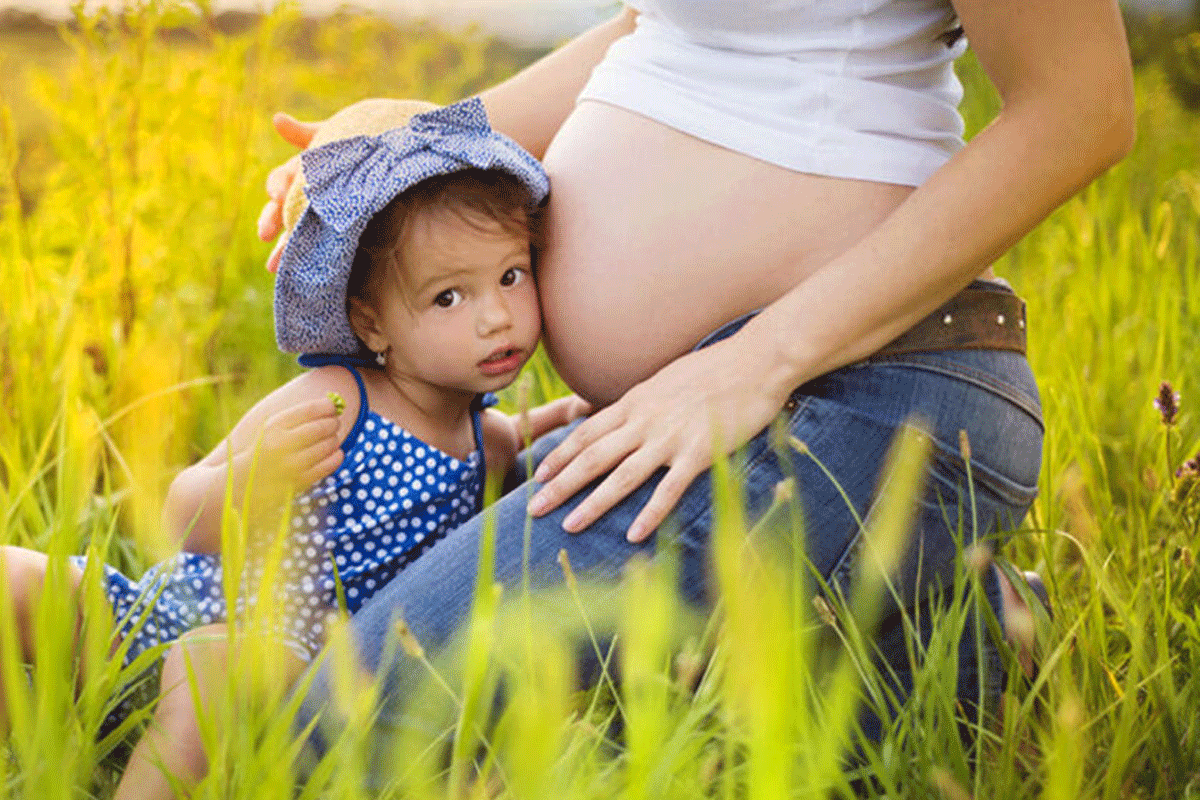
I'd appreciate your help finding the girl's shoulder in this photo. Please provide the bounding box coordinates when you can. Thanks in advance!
[281,365,365,443]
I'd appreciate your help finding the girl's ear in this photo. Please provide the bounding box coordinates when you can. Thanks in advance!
[347,297,388,354]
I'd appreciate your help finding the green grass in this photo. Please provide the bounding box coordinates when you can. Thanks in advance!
[1,4,1198,798]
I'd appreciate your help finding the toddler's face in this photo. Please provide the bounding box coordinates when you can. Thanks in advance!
[372,206,541,396]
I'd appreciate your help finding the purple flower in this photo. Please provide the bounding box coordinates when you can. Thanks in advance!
[1176,452,1200,480]
[1154,381,1181,426]
[1173,454,1200,509]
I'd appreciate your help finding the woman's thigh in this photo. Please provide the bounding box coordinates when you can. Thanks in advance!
[297,350,1042,749]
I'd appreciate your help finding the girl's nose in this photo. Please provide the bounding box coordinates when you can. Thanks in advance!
[476,291,512,336]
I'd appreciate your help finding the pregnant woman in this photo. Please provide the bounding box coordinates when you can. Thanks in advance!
[259,0,1133,754]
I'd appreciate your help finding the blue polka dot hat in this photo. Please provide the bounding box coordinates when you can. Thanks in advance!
[274,97,551,356]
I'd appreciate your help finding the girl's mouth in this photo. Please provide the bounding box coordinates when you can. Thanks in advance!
[478,348,523,376]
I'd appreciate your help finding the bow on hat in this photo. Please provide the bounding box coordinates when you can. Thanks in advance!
[300,98,548,234]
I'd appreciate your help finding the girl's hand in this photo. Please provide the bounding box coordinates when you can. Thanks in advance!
[481,396,593,486]
[526,335,792,543]
[519,394,593,445]
[170,393,344,552]
[246,396,344,495]
[257,112,320,273]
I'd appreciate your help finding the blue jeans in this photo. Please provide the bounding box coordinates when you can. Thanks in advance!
[296,284,1044,758]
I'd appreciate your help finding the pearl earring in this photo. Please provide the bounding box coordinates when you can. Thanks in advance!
[375,350,386,367]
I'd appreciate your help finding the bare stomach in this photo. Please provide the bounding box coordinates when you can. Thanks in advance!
[539,101,986,406]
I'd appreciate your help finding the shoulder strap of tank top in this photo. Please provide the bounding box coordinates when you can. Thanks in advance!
[469,392,499,508]
[298,353,371,448]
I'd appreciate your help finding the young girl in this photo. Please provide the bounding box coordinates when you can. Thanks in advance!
[1,97,585,799]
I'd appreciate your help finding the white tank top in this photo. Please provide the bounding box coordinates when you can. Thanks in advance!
[577,0,968,187]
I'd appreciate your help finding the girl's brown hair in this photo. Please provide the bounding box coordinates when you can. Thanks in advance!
[346,168,544,309]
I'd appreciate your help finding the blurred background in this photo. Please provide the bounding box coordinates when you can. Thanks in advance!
[0,3,1197,797]
[0,0,1197,561]
[4,0,620,45]
[1,0,1197,45]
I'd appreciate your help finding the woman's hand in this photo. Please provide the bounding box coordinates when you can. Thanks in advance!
[257,113,320,273]
[526,334,792,542]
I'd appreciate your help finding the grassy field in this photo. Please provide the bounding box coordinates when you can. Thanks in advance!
[1,4,1198,798]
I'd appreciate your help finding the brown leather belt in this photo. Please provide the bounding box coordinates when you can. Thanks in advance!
[870,286,1027,359]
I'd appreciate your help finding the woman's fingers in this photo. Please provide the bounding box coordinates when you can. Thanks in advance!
[258,155,301,242]
[266,236,288,274]
[528,438,636,520]
[527,409,629,512]
[264,156,299,201]
[257,113,317,248]
[532,403,621,484]
[273,112,318,148]
[257,197,282,242]
[558,443,672,534]
[530,420,711,541]
[522,335,792,541]
[625,456,705,542]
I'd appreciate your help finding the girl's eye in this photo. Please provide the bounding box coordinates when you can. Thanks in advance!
[500,267,528,288]
[433,289,463,308]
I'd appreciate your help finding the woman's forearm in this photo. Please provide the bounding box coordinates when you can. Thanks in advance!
[745,0,1136,391]
[478,7,637,158]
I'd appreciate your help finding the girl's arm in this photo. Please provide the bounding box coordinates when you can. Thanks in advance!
[528,0,1136,542]
[479,395,593,489]
[256,6,638,263]
[164,370,355,552]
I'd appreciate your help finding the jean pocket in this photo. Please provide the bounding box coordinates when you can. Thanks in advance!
[870,354,1043,507]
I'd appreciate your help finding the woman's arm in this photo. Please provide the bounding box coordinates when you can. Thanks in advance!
[528,0,1135,541]
[256,6,637,259]
[478,7,637,159]
[164,373,352,552]
[759,0,1136,378]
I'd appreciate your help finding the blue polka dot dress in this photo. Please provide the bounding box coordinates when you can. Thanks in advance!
[74,359,491,724]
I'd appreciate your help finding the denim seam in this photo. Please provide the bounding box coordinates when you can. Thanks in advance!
[770,395,863,598]
[857,356,1043,429]
[828,525,865,599]
[925,433,1040,506]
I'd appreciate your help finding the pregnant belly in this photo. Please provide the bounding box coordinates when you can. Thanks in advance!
[538,101,916,406]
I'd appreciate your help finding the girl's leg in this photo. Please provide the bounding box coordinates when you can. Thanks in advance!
[116,624,308,800]
[0,546,86,732]
[114,623,232,800]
